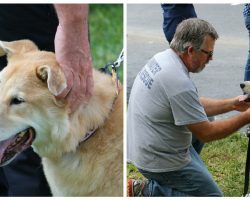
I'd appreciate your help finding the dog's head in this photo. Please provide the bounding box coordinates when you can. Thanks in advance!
[241,81,250,94]
[240,81,250,102]
[0,40,70,166]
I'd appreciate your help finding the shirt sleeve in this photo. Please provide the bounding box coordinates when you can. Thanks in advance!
[169,90,208,126]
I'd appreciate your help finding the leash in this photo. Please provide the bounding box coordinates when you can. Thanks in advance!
[80,49,124,143]
[79,128,97,143]
[99,48,124,75]
[99,49,123,95]
[243,125,250,196]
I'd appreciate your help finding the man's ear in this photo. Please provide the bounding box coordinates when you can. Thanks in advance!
[0,40,39,58]
[187,46,194,55]
[36,65,67,96]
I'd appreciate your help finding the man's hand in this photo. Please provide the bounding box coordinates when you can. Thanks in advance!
[54,4,94,113]
[233,95,250,112]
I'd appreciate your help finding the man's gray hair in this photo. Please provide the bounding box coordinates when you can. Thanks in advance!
[170,18,219,52]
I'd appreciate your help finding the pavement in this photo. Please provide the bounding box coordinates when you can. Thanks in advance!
[127,4,248,120]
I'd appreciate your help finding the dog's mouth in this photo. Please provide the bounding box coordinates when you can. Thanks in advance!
[0,128,36,166]
[240,93,250,102]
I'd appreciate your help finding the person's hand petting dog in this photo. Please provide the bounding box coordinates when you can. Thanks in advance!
[239,82,250,103]
[54,4,94,113]
[234,95,250,111]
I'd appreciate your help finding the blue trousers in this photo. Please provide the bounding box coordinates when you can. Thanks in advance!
[161,4,197,43]
[139,146,223,197]
[244,9,250,81]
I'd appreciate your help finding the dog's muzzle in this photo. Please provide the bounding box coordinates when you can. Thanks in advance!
[0,127,36,166]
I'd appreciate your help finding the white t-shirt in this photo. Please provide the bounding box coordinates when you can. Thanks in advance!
[127,48,208,172]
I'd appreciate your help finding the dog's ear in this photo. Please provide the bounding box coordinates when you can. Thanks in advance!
[0,40,38,58]
[36,65,67,96]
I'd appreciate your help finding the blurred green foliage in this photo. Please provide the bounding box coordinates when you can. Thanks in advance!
[89,4,123,82]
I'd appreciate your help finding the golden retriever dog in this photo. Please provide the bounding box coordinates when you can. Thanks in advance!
[0,40,123,196]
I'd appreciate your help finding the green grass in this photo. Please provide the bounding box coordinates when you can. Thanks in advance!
[200,133,248,196]
[127,133,249,196]
[89,4,123,82]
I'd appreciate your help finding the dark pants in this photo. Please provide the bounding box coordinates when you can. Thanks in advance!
[0,4,58,196]
[0,149,51,196]
[244,8,250,81]
[161,4,197,43]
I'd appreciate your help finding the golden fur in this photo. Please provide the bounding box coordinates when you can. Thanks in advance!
[0,40,123,196]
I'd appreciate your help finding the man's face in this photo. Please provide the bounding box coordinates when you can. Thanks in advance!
[191,35,215,73]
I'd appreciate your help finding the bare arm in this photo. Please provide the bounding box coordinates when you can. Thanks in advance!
[187,111,250,143]
[54,4,94,112]
[54,4,88,24]
[200,96,250,116]
[188,95,250,143]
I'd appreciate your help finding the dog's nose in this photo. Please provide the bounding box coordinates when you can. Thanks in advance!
[240,83,245,89]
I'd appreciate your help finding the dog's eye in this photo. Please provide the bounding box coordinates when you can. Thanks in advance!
[10,97,25,105]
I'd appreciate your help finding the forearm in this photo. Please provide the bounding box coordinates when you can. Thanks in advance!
[200,96,236,116]
[203,113,248,142]
[53,4,93,112]
[54,4,89,25]
[54,4,89,47]
[188,111,250,143]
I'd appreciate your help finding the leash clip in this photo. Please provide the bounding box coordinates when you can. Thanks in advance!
[99,49,123,95]
[113,49,124,69]
[99,49,124,75]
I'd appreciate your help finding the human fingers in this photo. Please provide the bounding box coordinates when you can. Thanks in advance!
[68,72,85,113]
[85,70,94,103]
[239,94,250,102]
[56,67,74,99]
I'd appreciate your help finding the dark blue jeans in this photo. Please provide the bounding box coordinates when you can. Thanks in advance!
[139,146,223,197]
[244,11,250,81]
[161,4,197,43]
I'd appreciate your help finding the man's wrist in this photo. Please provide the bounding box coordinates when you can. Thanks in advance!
[54,4,88,26]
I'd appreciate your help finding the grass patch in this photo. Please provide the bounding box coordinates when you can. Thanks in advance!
[201,132,248,196]
[127,133,248,196]
[89,4,123,82]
